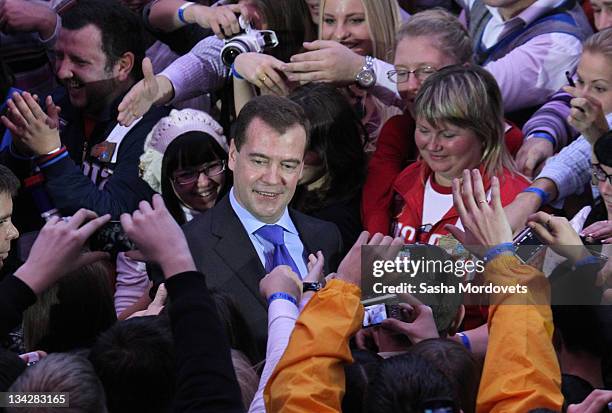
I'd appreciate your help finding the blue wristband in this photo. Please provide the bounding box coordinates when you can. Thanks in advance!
[574,255,602,268]
[522,187,550,206]
[484,242,515,263]
[177,2,194,24]
[530,132,556,147]
[267,292,297,307]
[457,332,472,352]
[231,63,244,80]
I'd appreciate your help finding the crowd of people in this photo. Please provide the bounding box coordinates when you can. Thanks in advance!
[0,0,611,411]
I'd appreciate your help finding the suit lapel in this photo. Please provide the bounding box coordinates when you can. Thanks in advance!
[211,198,267,308]
[291,209,320,258]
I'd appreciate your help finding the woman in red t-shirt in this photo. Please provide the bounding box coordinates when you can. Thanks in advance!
[392,65,529,246]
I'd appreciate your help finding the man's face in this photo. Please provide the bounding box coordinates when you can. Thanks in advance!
[54,24,120,115]
[228,118,306,224]
[0,193,18,270]
[482,0,536,19]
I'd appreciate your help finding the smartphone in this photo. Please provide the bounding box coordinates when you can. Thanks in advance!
[565,70,576,87]
[88,220,134,256]
[362,303,401,328]
[513,226,546,263]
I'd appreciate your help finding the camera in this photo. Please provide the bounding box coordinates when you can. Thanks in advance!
[513,226,545,264]
[88,221,135,257]
[220,15,279,67]
[362,303,402,328]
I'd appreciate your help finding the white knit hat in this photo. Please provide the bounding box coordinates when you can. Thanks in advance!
[139,109,228,193]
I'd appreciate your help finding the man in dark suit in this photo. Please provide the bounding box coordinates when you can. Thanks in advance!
[182,95,343,357]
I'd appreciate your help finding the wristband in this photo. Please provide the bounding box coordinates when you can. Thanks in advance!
[177,2,195,24]
[231,63,244,80]
[267,292,297,307]
[522,187,550,206]
[456,332,472,352]
[529,132,556,147]
[574,255,602,268]
[36,146,68,168]
[484,242,515,263]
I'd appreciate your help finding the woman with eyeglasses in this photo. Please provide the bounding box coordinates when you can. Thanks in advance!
[577,131,612,244]
[114,109,230,318]
[141,109,231,224]
[362,9,524,235]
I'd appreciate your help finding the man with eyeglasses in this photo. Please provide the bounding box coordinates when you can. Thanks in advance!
[180,95,343,359]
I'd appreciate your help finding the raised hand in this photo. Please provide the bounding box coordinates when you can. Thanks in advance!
[381,303,439,344]
[515,136,554,178]
[283,40,365,86]
[563,85,609,144]
[526,211,590,263]
[186,4,246,38]
[117,58,168,126]
[14,209,111,294]
[120,194,195,278]
[259,265,303,305]
[233,52,290,96]
[445,169,513,257]
[336,231,403,287]
[1,92,61,155]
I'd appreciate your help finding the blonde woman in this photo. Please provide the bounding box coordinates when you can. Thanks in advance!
[281,0,403,152]
[393,65,529,245]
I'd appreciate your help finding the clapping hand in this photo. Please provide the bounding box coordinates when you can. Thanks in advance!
[1,92,61,156]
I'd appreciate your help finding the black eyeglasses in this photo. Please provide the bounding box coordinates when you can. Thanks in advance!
[387,66,437,83]
[591,163,612,185]
[172,160,226,186]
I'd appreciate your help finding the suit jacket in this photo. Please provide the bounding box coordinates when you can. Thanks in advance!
[182,195,343,359]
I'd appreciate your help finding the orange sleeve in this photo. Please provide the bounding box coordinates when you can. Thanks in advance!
[264,279,364,413]
[476,255,563,413]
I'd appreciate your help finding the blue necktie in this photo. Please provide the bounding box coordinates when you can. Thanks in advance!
[255,224,301,277]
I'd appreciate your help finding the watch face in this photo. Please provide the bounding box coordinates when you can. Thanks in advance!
[357,69,376,88]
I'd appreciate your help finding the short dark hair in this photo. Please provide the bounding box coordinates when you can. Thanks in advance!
[0,165,19,196]
[89,316,175,413]
[410,339,481,413]
[233,95,310,151]
[161,132,232,225]
[364,352,458,413]
[8,353,107,413]
[62,0,145,80]
[594,130,612,166]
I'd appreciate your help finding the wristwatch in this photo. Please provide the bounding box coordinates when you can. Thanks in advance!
[355,55,376,89]
[302,281,324,293]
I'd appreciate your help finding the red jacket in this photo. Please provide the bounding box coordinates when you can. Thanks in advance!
[392,162,529,245]
[362,114,524,235]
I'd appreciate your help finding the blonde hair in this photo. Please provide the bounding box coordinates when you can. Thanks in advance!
[583,27,612,60]
[396,9,472,65]
[414,65,516,179]
[231,349,259,409]
[319,0,401,62]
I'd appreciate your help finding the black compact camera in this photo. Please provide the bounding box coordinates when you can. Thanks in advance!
[88,221,134,257]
